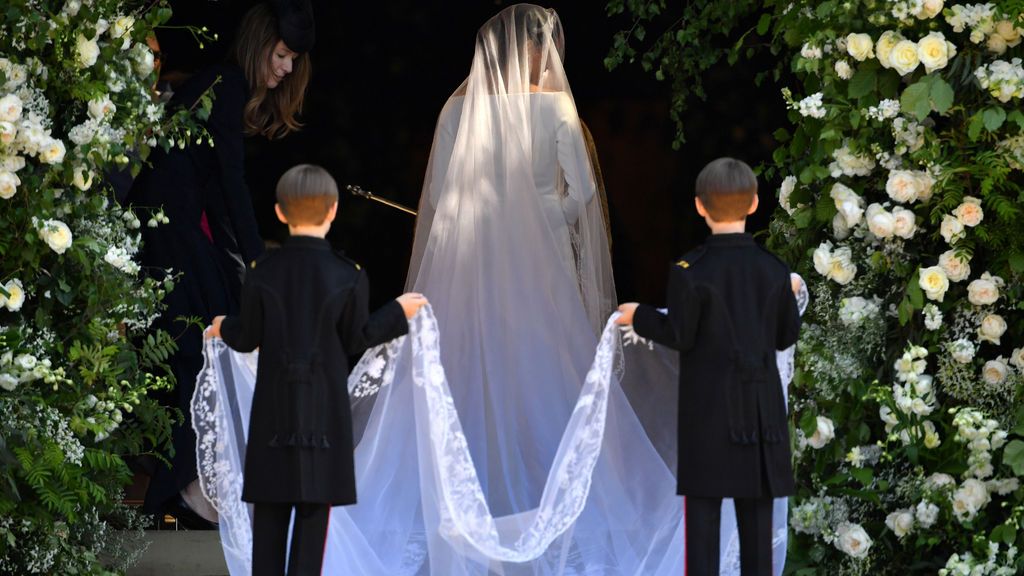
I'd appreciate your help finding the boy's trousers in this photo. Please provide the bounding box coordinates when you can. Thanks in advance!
[684,495,773,576]
[252,502,331,576]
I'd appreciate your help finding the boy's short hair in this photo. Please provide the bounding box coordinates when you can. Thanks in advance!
[276,164,339,226]
[695,157,758,223]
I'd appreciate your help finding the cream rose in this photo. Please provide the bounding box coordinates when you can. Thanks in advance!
[87,96,116,121]
[995,21,1022,46]
[938,249,971,282]
[830,182,864,227]
[110,15,135,50]
[982,359,1009,386]
[846,33,875,61]
[75,34,100,68]
[832,212,852,240]
[940,214,965,245]
[866,203,896,238]
[0,170,19,200]
[0,94,22,123]
[813,242,833,277]
[885,509,915,538]
[778,175,797,215]
[890,39,921,76]
[828,247,858,285]
[952,478,990,523]
[0,121,16,145]
[132,44,155,77]
[72,166,93,191]
[885,170,921,204]
[876,31,904,69]
[835,523,872,559]
[919,265,950,302]
[987,33,1008,54]
[978,314,1007,345]
[892,206,917,238]
[953,196,983,227]
[3,278,25,312]
[807,416,835,449]
[1010,347,1024,371]
[834,60,853,80]
[917,32,954,73]
[967,275,1000,306]
[916,0,944,19]
[38,219,73,254]
[38,138,66,165]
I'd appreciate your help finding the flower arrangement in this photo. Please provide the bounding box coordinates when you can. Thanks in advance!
[1,0,211,572]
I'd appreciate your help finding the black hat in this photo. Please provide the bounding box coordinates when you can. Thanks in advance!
[271,0,315,53]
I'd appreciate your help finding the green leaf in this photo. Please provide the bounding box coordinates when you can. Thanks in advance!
[983,107,1007,132]
[898,297,913,326]
[1003,440,1024,476]
[848,68,877,99]
[850,467,874,487]
[929,77,955,114]
[799,410,818,437]
[901,81,932,120]
[772,128,791,143]
[849,109,861,129]
[969,112,986,141]
[1010,252,1024,274]
[991,524,1017,545]
[907,272,924,309]
[1008,109,1024,130]
[756,13,772,35]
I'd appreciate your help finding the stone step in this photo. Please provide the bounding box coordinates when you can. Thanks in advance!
[126,530,228,576]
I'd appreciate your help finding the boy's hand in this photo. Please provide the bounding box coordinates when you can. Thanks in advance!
[206,316,225,339]
[397,293,429,319]
[615,303,639,325]
[791,275,804,297]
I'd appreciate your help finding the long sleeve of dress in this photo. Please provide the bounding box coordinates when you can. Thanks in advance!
[337,270,409,357]
[205,69,264,266]
[554,94,596,225]
[427,100,459,209]
[220,277,264,353]
[633,265,701,352]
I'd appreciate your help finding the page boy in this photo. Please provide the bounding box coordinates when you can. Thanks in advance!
[207,164,427,576]
[617,157,801,576]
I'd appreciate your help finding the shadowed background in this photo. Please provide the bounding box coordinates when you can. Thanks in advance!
[158,0,786,308]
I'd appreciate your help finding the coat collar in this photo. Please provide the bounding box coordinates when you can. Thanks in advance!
[705,232,755,247]
[283,235,332,250]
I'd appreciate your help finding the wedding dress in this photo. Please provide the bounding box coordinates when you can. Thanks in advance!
[191,5,806,575]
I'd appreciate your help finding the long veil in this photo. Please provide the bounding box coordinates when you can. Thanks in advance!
[192,4,804,575]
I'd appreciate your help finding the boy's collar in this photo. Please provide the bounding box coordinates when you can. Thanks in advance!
[705,232,755,246]
[284,235,331,249]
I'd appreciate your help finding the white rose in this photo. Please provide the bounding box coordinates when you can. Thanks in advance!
[927,473,956,490]
[832,212,852,240]
[987,33,1008,54]
[830,182,865,227]
[813,242,833,276]
[38,138,66,165]
[133,45,155,77]
[876,31,905,69]
[978,314,1007,345]
[828,247,858,285]
[938,250,971,282]
[38,219,73,254]
[916,0,943,19]
[940,214,965,245]
[892,206,917,239]
[982,359,1009,386]
[0,155,25,173]
[967,276,999,306]
[834,60,853,80]
[952,478,991,523]
[0,170,19,200]
[778,175,797,215]
[110,15,135,50]
[918,265,950,302]
[915,171,935,202]
[917,32,954,73]
[916,501,940,527]
[835,523,872,559]
[0,373,17,391]
[953,196,983,227]
[87,96,116,121]
[866,203,896,238]
[886,509,915,538]
[885,170,921,204]
[1011,347,1024,371]
[846,33,875,61]
[4,278,25,311]
[75,34,100,68]
[0,94,23,122]
[94,18,110,36]
[949,339,975,364]
[0,121,16,145]
[72,166,94,191]
[995,21,1022,46]
[807,416,835,449]
[890,39,921,75]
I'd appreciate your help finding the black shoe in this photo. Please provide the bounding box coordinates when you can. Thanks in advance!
[164,497,218,530]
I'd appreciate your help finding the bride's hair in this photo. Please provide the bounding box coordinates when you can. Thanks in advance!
[232,3,311,140]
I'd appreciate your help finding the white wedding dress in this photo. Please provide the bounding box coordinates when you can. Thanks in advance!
[191,5,807,575]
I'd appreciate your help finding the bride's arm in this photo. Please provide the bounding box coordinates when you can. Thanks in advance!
[554,94,596,225]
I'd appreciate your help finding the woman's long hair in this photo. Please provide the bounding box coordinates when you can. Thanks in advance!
[232,3,310,139]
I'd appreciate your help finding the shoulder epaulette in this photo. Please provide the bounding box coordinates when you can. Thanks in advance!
[249,251,274,269]
[674,246,706,269]
[334,250,362,271]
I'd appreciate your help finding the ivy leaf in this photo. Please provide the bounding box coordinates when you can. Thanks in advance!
[848,68,877,98]
[1003,440,1024,476]
[929,77,955,114]
[901,80,932,120]
[983,107,1006,132]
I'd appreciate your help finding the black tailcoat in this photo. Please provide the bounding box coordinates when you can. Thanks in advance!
[220,236,408,505]
[633,233,801,499]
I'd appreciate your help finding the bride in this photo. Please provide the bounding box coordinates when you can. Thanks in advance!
[194,4,799,575]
